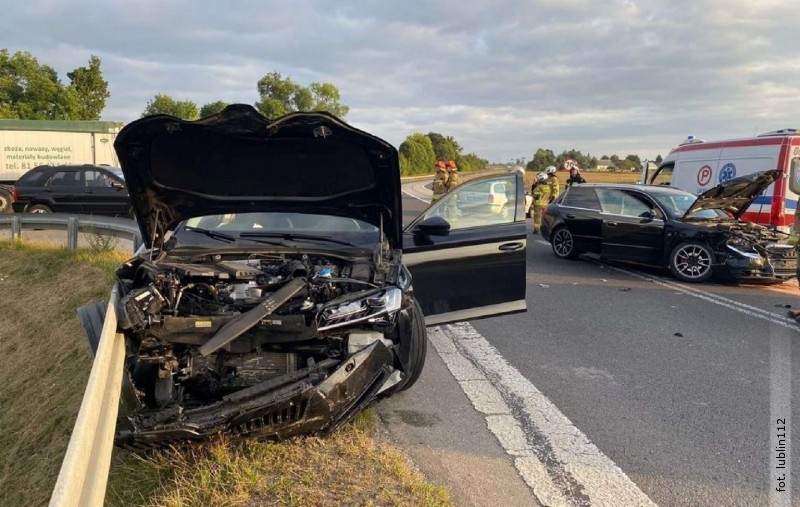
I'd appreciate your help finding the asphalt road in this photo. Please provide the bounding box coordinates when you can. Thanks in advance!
[390,182,799,507]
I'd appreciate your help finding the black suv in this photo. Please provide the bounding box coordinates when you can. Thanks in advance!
[11,164,131,216]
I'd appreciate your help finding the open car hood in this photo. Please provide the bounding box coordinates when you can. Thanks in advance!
[114,105,402,248]
[683,169,780,220]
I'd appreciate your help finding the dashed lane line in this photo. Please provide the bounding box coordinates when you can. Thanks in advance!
[429,325,658,507]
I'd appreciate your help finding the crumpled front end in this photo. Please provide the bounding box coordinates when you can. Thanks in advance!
[113,247,415,450]
[713,223,797,283]
[118,341,394,449]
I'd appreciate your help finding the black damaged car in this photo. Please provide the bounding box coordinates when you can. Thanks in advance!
[540,170,796,283]
[108,105,527,448]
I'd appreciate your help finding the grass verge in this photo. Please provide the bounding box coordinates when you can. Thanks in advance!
[0,240,451,507]
[106,410,450,507]
[0,241,128,507]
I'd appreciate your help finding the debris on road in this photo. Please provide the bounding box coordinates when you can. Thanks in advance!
[618,288,631,292]
[538,283,550,288]
[674,332,684,337]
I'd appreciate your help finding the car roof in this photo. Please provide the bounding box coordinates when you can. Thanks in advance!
[571,183,692,196]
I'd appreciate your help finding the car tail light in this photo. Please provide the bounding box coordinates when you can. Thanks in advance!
[11,186,17,202]
[488,194,494,204]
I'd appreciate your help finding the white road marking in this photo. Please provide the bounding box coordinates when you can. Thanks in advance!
[600,263,800,333]
[402,188,430,203]
[401,180,433,203]
[428,325,658,507]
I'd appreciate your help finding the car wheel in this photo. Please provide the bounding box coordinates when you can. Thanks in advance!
[0,190,11,214]
[551,226,579,259]
[395,299,427,392]
[669,242,714,283]
[27,204,52,214]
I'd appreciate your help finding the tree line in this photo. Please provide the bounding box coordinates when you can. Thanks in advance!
[0,50,109,120]
[526,148,662,173]
[399,133,488,176]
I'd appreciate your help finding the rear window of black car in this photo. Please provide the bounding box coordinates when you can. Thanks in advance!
[561,186,601,210]
[46,170,82,187]
[17,167,50,185]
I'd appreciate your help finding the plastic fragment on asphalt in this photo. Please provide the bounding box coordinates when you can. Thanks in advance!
[538,283,550,288]
[674,332,684,337]
[619,288,631,292]
[601,279,608,282]
[775,304,792,308]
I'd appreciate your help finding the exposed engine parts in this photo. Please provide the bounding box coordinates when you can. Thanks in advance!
[116,252,406,419]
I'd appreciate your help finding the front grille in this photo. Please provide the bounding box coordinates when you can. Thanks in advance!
[232,398,309,435]
[767,246,797,259]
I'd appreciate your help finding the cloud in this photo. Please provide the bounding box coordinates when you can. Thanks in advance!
[1,0,799,160]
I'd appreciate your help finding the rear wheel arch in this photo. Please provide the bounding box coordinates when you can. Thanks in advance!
[26,202,52,213]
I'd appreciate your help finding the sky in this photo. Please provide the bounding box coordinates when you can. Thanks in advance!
[2,0,799,162]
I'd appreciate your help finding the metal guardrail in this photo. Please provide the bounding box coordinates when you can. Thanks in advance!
[0,213,142,253]
[49,287,125,507]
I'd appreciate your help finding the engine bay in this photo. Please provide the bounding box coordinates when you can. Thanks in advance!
[116,252,404,410]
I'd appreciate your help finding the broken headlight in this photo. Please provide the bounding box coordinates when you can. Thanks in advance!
[726,237,763,260]
[318,287,403,331]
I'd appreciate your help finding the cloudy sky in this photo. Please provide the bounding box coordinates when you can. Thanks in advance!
[2,0,799,162]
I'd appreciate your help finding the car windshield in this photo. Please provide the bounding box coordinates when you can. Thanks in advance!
[106,167,125,180]
[651,192,729,219]
[179,212,381,246]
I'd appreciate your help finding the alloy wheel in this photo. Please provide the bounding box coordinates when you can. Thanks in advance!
[673,244,712,279]
[552,228,574,258]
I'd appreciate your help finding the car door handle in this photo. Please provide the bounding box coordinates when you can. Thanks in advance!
[499,242,524,251]
[566,214,576,219]
[606,222,618,227]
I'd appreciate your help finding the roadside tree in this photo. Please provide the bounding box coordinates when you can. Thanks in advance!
[255,72,349,118]
[199,100,228,117]
[142,94,199,119]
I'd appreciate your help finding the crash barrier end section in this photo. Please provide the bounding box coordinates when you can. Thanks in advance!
[49,286,124,507]
[0,214,141,253]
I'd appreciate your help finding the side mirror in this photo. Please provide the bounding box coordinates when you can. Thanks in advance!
[414,215,451,236]
[639,210,657,221]
[111,180,125,190]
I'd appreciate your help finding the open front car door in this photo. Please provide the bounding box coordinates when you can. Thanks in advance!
[402,172,528,325]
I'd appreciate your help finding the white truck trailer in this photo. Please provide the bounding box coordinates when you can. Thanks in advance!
[0,119,122,212]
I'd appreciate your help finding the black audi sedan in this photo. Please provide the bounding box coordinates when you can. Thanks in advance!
[540,170,796,283]
[11,164,131,216]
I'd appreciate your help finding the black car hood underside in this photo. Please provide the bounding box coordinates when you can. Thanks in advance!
[114,105,402,248]
[684,169,780,220]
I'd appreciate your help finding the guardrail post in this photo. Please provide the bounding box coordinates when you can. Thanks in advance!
[67,217,78,250]
[11,215,21,241]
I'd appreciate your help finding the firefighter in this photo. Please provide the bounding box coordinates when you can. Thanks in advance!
[431,160,449,203]
[446,160,461,191]
[566,167,586,187]
[531,172,551,234]
[545,165,560,203]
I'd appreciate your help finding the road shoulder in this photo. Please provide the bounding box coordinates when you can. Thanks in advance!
[377,340,541,507]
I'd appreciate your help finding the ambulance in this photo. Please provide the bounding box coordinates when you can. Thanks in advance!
[641,129,800,232]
